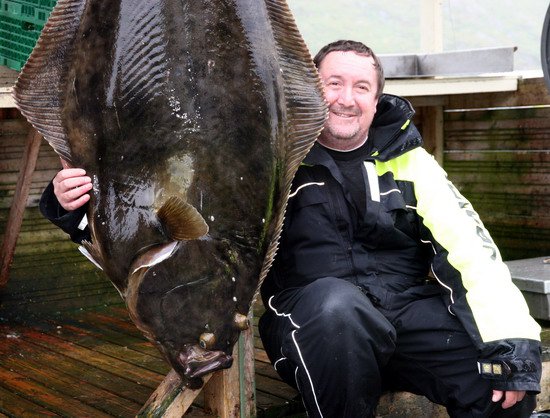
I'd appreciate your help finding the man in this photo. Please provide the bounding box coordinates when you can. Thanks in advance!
[42,40,541,418]
[258,40,541,418]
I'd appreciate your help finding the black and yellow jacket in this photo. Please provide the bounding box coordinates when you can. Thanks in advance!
[261,94,541,392]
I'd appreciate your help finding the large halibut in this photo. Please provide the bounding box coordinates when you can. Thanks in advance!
[14,0,327,387]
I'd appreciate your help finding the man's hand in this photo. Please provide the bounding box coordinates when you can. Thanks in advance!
[53,159,92,211]
[492,389,526,409]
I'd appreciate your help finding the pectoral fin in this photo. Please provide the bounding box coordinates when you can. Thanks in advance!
[158,196,208,240]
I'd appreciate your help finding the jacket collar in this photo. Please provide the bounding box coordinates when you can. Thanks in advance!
[368,94,423,161]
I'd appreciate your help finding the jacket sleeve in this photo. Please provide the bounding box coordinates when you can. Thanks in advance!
[384,147,542,392]
[39,181,91,244]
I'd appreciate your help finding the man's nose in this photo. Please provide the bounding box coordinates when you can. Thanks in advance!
[337,86,354,106]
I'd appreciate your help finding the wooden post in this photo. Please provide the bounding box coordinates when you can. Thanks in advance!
[419,105,444,165]
[138,317,256,417]
[421,0,443,53]
[0,127,42,286]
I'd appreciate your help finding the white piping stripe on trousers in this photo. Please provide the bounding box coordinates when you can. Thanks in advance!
[364,161,380,202]
[267,295,324,417]
[268,295,301,329]
[291,329,324,418]
[274,357,287,370]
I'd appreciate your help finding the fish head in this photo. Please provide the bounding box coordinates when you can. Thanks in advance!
[126,239,252,388]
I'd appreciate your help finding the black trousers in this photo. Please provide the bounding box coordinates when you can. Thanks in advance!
[259,277,536,418]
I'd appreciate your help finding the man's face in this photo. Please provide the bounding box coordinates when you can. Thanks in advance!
[317,51,379,151]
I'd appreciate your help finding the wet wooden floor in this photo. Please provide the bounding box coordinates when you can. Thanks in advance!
[0,305,304,417]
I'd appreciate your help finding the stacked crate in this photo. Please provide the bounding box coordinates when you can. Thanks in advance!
[0,0,57,71]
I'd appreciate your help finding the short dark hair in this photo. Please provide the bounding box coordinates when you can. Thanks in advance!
[313,40,385,98]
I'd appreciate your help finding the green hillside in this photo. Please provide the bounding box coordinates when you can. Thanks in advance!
[287,0,547,70]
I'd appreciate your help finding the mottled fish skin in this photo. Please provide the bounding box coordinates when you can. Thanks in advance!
[14,0,327,386]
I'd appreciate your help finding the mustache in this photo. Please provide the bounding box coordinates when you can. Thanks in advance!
[329,106,360,116]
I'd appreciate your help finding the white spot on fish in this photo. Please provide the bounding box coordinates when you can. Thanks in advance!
[209,215,215,222]
[231,277,236,282]
[240,177,243,181]
[168,96,181,112]
[205,324,209,330]
[262,218,266,224]
[233,297,237,302]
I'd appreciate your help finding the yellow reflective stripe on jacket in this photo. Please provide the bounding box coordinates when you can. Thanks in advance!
[375,147,540,343]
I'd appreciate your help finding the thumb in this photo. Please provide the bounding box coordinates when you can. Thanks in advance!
[60,158,72,169]
[492,390,504,403]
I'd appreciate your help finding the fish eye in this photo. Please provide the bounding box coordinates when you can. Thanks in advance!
[199,332,215,350]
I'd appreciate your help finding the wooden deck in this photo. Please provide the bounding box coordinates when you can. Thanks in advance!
[0,303,304,417]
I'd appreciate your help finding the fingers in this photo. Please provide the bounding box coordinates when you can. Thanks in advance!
[492,390,504,403]
[52,168,92,211]
[492,390,526,409]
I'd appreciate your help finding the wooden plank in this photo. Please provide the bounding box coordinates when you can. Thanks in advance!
[254,374,297,401]
[52,315,163,360]
[79,308,149,338]
[0,384,60,417]
[51,322,169,374]
[0,323,156,404]
[0,128,42,286]
[447,77,550,109]
[0,335,142,417]
[14,326,164,389]
[0,365,114,417]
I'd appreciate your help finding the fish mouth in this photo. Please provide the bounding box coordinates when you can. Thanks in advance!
[179,345,233,380]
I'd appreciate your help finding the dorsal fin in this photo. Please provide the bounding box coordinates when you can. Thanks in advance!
[13,0,88,165]
[158,196,209,241]
[256,1,328,294]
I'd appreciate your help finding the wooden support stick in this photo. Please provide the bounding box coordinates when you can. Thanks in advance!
[137,369,212,417]
[138,321,256,417]
[0,127,42,286]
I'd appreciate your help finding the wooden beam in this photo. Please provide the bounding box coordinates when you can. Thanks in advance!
[0,127,42,286]
[384,75,518,97]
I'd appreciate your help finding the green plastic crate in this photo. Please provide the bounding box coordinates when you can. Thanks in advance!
[0,0,57,71]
